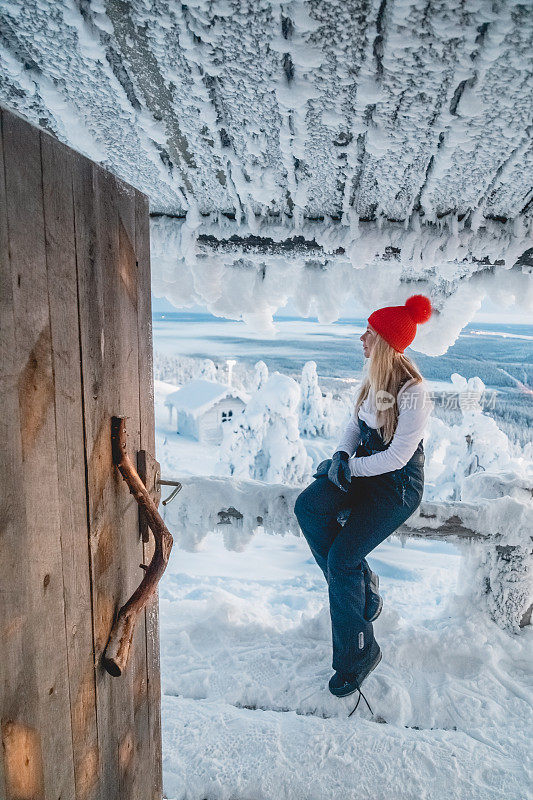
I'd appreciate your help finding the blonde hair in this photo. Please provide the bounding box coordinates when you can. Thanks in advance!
[354,332,424,444]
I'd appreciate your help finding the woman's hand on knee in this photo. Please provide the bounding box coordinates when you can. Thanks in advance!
[328,451,352,492]
[312,458,332,478]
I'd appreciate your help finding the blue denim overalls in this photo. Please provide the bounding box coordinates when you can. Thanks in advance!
[294,417,425,675]
[356,418,425,504]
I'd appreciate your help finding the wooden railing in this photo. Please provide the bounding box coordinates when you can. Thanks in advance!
[162,475,533,632]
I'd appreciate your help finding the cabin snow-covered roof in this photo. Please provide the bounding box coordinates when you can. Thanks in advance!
[165,380,249,418]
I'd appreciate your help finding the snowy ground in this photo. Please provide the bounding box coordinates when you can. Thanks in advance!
[159,533,531,800]
[155,382,533,800]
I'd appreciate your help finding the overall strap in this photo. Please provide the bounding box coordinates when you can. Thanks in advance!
[398,374,413,392]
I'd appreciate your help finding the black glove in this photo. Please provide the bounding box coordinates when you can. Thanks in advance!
[328,451,351,492]
[312,458,332,478]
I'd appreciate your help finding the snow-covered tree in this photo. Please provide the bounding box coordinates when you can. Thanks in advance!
[251,360,269,392]
[215,372,312,485]
[424,373,524,502]
[199,358,218,382]
[298,360,333,437]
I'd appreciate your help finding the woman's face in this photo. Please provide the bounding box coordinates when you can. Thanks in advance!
[360,324,378,358]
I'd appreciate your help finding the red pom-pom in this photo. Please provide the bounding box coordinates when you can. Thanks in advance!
[405,294,432,324]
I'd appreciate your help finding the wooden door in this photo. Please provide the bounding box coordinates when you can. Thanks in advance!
[0,105,162,800]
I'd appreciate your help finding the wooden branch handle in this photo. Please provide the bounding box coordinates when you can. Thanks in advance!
[103,416,174,677]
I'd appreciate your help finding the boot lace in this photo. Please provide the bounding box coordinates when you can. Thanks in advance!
[348,683,374,717]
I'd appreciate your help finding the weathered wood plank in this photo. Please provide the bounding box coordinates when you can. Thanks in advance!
[0,103,31,800]
[0,104,6,800]
[115,172,153,800]
[1,108,76,798]
[40,129,100,800]
[73,157,125,794]
[73,156,152,796]
[136,188,164,799]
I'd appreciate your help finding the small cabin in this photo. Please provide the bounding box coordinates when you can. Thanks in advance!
[165,379,249,444]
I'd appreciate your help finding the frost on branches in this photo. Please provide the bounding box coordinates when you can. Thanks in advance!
[215,372,312,485]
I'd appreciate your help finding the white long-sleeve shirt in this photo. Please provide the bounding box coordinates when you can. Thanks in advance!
[336,378,433,477]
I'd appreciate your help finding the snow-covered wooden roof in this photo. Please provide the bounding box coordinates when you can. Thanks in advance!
[3,0,531,224]
[1,0,532,349]
[165,380,249,418]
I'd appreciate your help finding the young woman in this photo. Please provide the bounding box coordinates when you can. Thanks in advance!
[294,294,433,702]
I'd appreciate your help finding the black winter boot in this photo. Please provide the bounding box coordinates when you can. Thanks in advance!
[328,640,382,698]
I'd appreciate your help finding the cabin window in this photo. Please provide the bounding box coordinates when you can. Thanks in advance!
[221,409,233,422]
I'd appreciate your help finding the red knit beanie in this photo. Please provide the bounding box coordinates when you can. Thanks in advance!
[367,294,432,353]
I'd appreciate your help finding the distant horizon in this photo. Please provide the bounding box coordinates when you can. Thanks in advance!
[151,295,532,326]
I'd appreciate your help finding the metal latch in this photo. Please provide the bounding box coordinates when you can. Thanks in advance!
[137,450,182,542]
